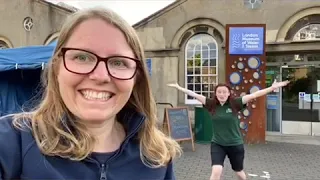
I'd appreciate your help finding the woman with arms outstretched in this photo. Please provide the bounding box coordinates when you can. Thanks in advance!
[167,80,289,180]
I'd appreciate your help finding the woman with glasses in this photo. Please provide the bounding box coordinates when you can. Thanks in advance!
[0,8,181,180]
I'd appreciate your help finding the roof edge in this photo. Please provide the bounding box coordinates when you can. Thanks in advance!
[38,0,77,13]
[132,0,187,29]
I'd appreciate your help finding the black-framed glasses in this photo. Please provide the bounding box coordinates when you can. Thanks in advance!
[60,47,140,80]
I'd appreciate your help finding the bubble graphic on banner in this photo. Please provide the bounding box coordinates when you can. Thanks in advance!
[248,56,261,69]
[253,72,260,79]
[243,109,250,117]
[240,122,248,130]
[229,72,242,85]
[250,86,261,94]
[237,62,245,70]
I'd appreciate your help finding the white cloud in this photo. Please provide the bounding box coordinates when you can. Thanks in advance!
[46,0,174,25]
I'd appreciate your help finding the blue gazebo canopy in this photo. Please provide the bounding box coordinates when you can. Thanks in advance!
[0,41,56,72]
[0,41,57,115]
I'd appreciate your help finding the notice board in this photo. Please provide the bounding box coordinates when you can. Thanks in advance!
[163,107,195,151]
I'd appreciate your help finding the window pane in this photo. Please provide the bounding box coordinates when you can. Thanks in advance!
[202,50,209,59]
[187,76,195,83]
[202,91,209,98]
[186,50,193,58]
[195,45,201,51]
[208,76,217,84]
[194,67,201,75]
[210,50,217,58]
[186,59,193,67]
[208,42,216,49]
[193,76,201,83]
[187,43,195,51]
[194,59,201,66]
[209,58,216,66]
[187,83,194,91]
[201,76,209,83]
[187,67,193,75]
[209,67,217,75]
[195,84,201,91]
[202,67,209,74]
[194,52,201,61]
[202,84,209,91]
[202,45,209,51]
[201,59,209,66]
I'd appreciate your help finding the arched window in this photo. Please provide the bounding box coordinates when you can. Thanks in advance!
[0,40,9,49]
[293,24,320,61]
[293,24,320,41]
[185,34,218,104]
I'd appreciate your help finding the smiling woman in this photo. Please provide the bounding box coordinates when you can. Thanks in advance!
[0,7,181,180]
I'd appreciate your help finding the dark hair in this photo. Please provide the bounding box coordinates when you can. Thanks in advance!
[206,83,241,115]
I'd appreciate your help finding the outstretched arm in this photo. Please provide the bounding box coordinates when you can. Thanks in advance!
[242,80,289,104]
[167,83,206,104]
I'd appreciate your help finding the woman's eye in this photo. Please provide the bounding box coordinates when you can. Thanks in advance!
[110,60,126,67]
[76,55,88,61]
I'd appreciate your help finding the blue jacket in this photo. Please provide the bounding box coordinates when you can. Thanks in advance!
[0,110,175,180]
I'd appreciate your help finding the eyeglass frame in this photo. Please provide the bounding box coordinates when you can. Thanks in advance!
[59,47,142,80]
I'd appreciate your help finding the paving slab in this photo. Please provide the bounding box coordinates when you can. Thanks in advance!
[173,141,320,180]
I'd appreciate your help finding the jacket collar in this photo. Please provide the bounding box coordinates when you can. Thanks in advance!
[117,108,146,139]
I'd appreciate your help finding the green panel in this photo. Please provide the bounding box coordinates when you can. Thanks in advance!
[194,107,213,144]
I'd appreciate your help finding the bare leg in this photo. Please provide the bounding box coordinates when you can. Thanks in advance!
[235,170,246,180]
[209,165,223,180]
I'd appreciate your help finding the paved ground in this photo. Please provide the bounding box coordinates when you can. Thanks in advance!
[173,140,320,180]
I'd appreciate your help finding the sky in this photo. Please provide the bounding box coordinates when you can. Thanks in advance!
[46,0,175,25]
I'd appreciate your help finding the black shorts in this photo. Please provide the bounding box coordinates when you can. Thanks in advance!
[210,142,245,172]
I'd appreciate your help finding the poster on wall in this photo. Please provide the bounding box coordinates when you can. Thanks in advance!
[146,58,152,76]
[229,27,264,55]
[267,95,278,110]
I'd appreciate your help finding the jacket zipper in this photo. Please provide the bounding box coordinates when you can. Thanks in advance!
[89,116,145,180]
[100,163,108,180]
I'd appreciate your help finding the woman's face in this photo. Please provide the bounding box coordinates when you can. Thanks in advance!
[57,18,137,123]
[215,86,230,103]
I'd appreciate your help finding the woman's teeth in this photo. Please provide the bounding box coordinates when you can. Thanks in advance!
[80,90,113,101]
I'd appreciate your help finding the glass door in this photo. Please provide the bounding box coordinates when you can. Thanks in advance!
[281,65,320,135]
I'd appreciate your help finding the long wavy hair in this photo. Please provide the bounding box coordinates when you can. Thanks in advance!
[12,7,181,167]
[206,83,241,115]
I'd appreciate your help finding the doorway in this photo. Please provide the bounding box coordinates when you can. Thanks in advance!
[281,65,320,135]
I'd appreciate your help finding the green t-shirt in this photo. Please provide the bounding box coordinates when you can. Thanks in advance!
[203,97,246,146]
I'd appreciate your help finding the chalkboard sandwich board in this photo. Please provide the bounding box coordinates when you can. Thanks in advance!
[163,107,195,151]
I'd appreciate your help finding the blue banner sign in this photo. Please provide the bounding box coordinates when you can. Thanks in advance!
[229,27,264,55]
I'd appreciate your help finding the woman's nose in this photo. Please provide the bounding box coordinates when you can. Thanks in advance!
[88,62,111,83]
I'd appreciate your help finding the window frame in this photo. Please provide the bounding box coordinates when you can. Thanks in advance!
[184,34,219,105]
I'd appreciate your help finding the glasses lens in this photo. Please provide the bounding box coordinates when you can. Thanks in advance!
[64,49,97,74]
[107,57,137,79]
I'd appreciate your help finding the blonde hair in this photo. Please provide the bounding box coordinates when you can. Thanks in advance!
[13,7,181,167]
